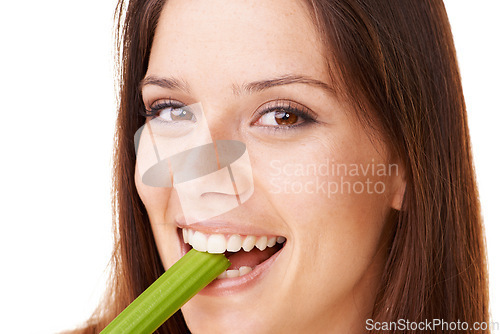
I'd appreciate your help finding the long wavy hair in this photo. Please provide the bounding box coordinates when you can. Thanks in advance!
[74,0,489,333]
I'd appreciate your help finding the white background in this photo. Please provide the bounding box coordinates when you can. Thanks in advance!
[0,1,498,333]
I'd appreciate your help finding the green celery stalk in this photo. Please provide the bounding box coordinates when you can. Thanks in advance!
[101,249,230,334]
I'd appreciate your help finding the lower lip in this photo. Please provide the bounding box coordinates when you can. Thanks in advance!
[178,230,284,296]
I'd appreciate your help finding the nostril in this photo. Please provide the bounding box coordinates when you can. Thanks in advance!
[200,191,239,199]
[199,191,242,207]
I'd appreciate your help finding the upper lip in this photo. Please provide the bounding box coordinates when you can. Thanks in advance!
[175,218,285,237]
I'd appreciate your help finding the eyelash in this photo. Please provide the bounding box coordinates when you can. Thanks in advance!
[142,99,318,129]
[143,98,184,118]
[253,100,318,130]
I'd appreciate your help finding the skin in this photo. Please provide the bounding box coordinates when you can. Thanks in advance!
[135,0,406,333]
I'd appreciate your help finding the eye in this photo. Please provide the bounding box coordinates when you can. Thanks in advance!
[256,109,302,126]
[158,106,196,122]
[144,99,196,123]
[252,101,317,128]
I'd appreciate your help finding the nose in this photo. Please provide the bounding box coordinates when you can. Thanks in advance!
[173,139,254,224]
[135,102,254,222]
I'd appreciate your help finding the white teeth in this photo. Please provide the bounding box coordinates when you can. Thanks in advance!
[226,269,240,278]
[216,266,254,279]
[239,266,252,276]
[242,235,257,252]
[227,234,242,252]
[207,234,226,254]
[191,231,207,252]
[255,236,267,251]
[182,228,286,280]
[267,236,277,247]
[181,228,285,255]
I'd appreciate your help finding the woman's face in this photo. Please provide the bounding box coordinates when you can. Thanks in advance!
[136,0,405,332]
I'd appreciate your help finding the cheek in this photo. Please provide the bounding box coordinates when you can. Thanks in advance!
[249,137,392,303]
[134,165,172,221]
[252,140,392,231]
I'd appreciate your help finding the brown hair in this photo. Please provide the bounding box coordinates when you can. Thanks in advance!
[74,0,489,333]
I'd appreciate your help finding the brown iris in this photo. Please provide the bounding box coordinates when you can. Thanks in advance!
[275,109,299,125]
[171,108,195,121]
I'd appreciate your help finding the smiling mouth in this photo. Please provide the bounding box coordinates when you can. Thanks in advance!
[179,228,286,279]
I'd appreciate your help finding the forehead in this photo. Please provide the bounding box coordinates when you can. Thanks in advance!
[147,0,330,88]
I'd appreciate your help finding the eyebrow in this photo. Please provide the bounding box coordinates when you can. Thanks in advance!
[140,76,190,92]
[235,74,336,96]
[140,74,336,96]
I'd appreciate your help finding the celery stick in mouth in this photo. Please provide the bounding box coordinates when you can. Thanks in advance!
[101,249,230,334]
